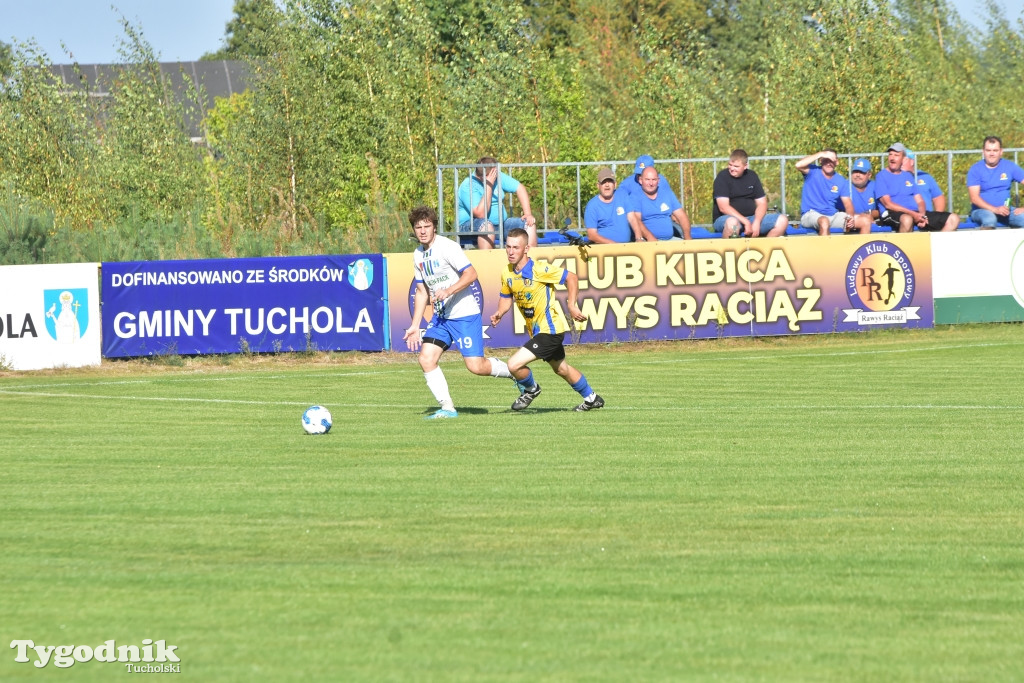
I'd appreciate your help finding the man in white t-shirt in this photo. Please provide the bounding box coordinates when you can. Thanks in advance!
[403,205,519,419]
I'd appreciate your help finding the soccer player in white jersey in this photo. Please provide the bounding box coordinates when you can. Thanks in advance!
[403,205,519,419]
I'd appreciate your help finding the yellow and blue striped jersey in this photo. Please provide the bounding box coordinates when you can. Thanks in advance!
[499,258,568,336]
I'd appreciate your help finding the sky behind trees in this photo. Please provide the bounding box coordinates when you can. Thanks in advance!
[2,0,1021,65]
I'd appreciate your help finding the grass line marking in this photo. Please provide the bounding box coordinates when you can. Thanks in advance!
[0,389,1019,412]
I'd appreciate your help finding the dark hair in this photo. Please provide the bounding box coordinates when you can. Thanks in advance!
[507,227,529,242]
[408,205,437,229]
[475,156,498,178]
[984,136,1003,148]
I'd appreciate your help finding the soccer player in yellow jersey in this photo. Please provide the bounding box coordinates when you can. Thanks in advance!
[489,228,605,412]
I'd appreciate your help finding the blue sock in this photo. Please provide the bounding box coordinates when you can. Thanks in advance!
[517,369,537,391]
[571,374,593,399]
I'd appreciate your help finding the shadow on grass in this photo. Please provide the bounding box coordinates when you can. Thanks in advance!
[420,406,593,417]
[419,406,493,417]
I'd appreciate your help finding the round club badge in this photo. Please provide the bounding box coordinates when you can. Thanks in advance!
[846,241,916,312]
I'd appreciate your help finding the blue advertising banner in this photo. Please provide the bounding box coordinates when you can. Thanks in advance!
[102,255,387,357]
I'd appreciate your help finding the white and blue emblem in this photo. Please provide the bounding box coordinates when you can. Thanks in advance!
[43,288,88,342]
[349,258,374,290]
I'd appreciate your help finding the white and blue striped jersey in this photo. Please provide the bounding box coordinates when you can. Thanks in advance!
[413,234,480,320]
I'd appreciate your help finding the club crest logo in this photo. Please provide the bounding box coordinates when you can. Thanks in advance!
[843,241,920,325]
[348,258,373,290]
[44,288,89,342]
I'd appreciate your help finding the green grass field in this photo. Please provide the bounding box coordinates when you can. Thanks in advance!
[2,324,1023,681]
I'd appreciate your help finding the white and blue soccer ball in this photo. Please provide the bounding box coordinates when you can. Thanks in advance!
[302,405,332,435]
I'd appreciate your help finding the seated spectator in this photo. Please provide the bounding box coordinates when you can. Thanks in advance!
[456,156,537,249]
[633,164,692,240]
[967,136,1024,229]
[875,143,957,232]
[849,158,879,224]
[619,155,672,200]
[583,168,647,244]
[795,149,862,235]
[712,149,788,238]
[903,151,957,224]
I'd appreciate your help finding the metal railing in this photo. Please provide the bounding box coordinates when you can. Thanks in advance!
[436,149,1023,244]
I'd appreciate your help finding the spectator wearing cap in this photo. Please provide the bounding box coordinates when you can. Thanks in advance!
[619,155,671,200]
[966,135,1024,229]
[456,156,538,250]
[583,168,647,244]
[795,148,861,235]
[616,155,691,240]
[875,143,958,232]
[902,150,955,221]
[711,149,789,238]
[849,158,879,230]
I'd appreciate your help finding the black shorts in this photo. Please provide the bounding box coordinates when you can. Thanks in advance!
[880,210,950,231]
[523,333,566,363]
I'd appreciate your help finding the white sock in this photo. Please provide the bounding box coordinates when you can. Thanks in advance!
[424,368,454,411]
[488,357,513,379]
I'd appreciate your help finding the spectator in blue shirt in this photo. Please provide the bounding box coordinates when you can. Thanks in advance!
[619,155,672,201]
[849,158,879,225]
[583,168,647,244]
[875,143,958,232]
[967,136,1024,228]
[795,148,859,235]
[456,156,537,249]
[635,164,692,240]
[902,151,955,218]
[847,157,880,232]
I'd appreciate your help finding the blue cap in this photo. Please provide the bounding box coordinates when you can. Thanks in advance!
[634,155,655,174]
[905,149,916,160]
[852,158,872,173]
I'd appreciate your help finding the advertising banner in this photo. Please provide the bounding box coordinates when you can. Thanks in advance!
[102,254,387,358]
[386,234,933,351]
[0,263,102,370]
[932,230,1024,323]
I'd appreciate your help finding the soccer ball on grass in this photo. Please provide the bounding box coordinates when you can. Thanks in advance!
[302,405,332,435]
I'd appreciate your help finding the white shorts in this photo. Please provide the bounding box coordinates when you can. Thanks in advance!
[800,211,850,229]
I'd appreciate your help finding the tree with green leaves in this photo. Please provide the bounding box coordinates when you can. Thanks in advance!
[5,0,1024,262]
[0,40,13,80]
[201,0,279,60]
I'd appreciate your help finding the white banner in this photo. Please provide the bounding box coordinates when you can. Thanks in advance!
[0,263,101,371]
[932,231,1024,303]
[842,307,920,325]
